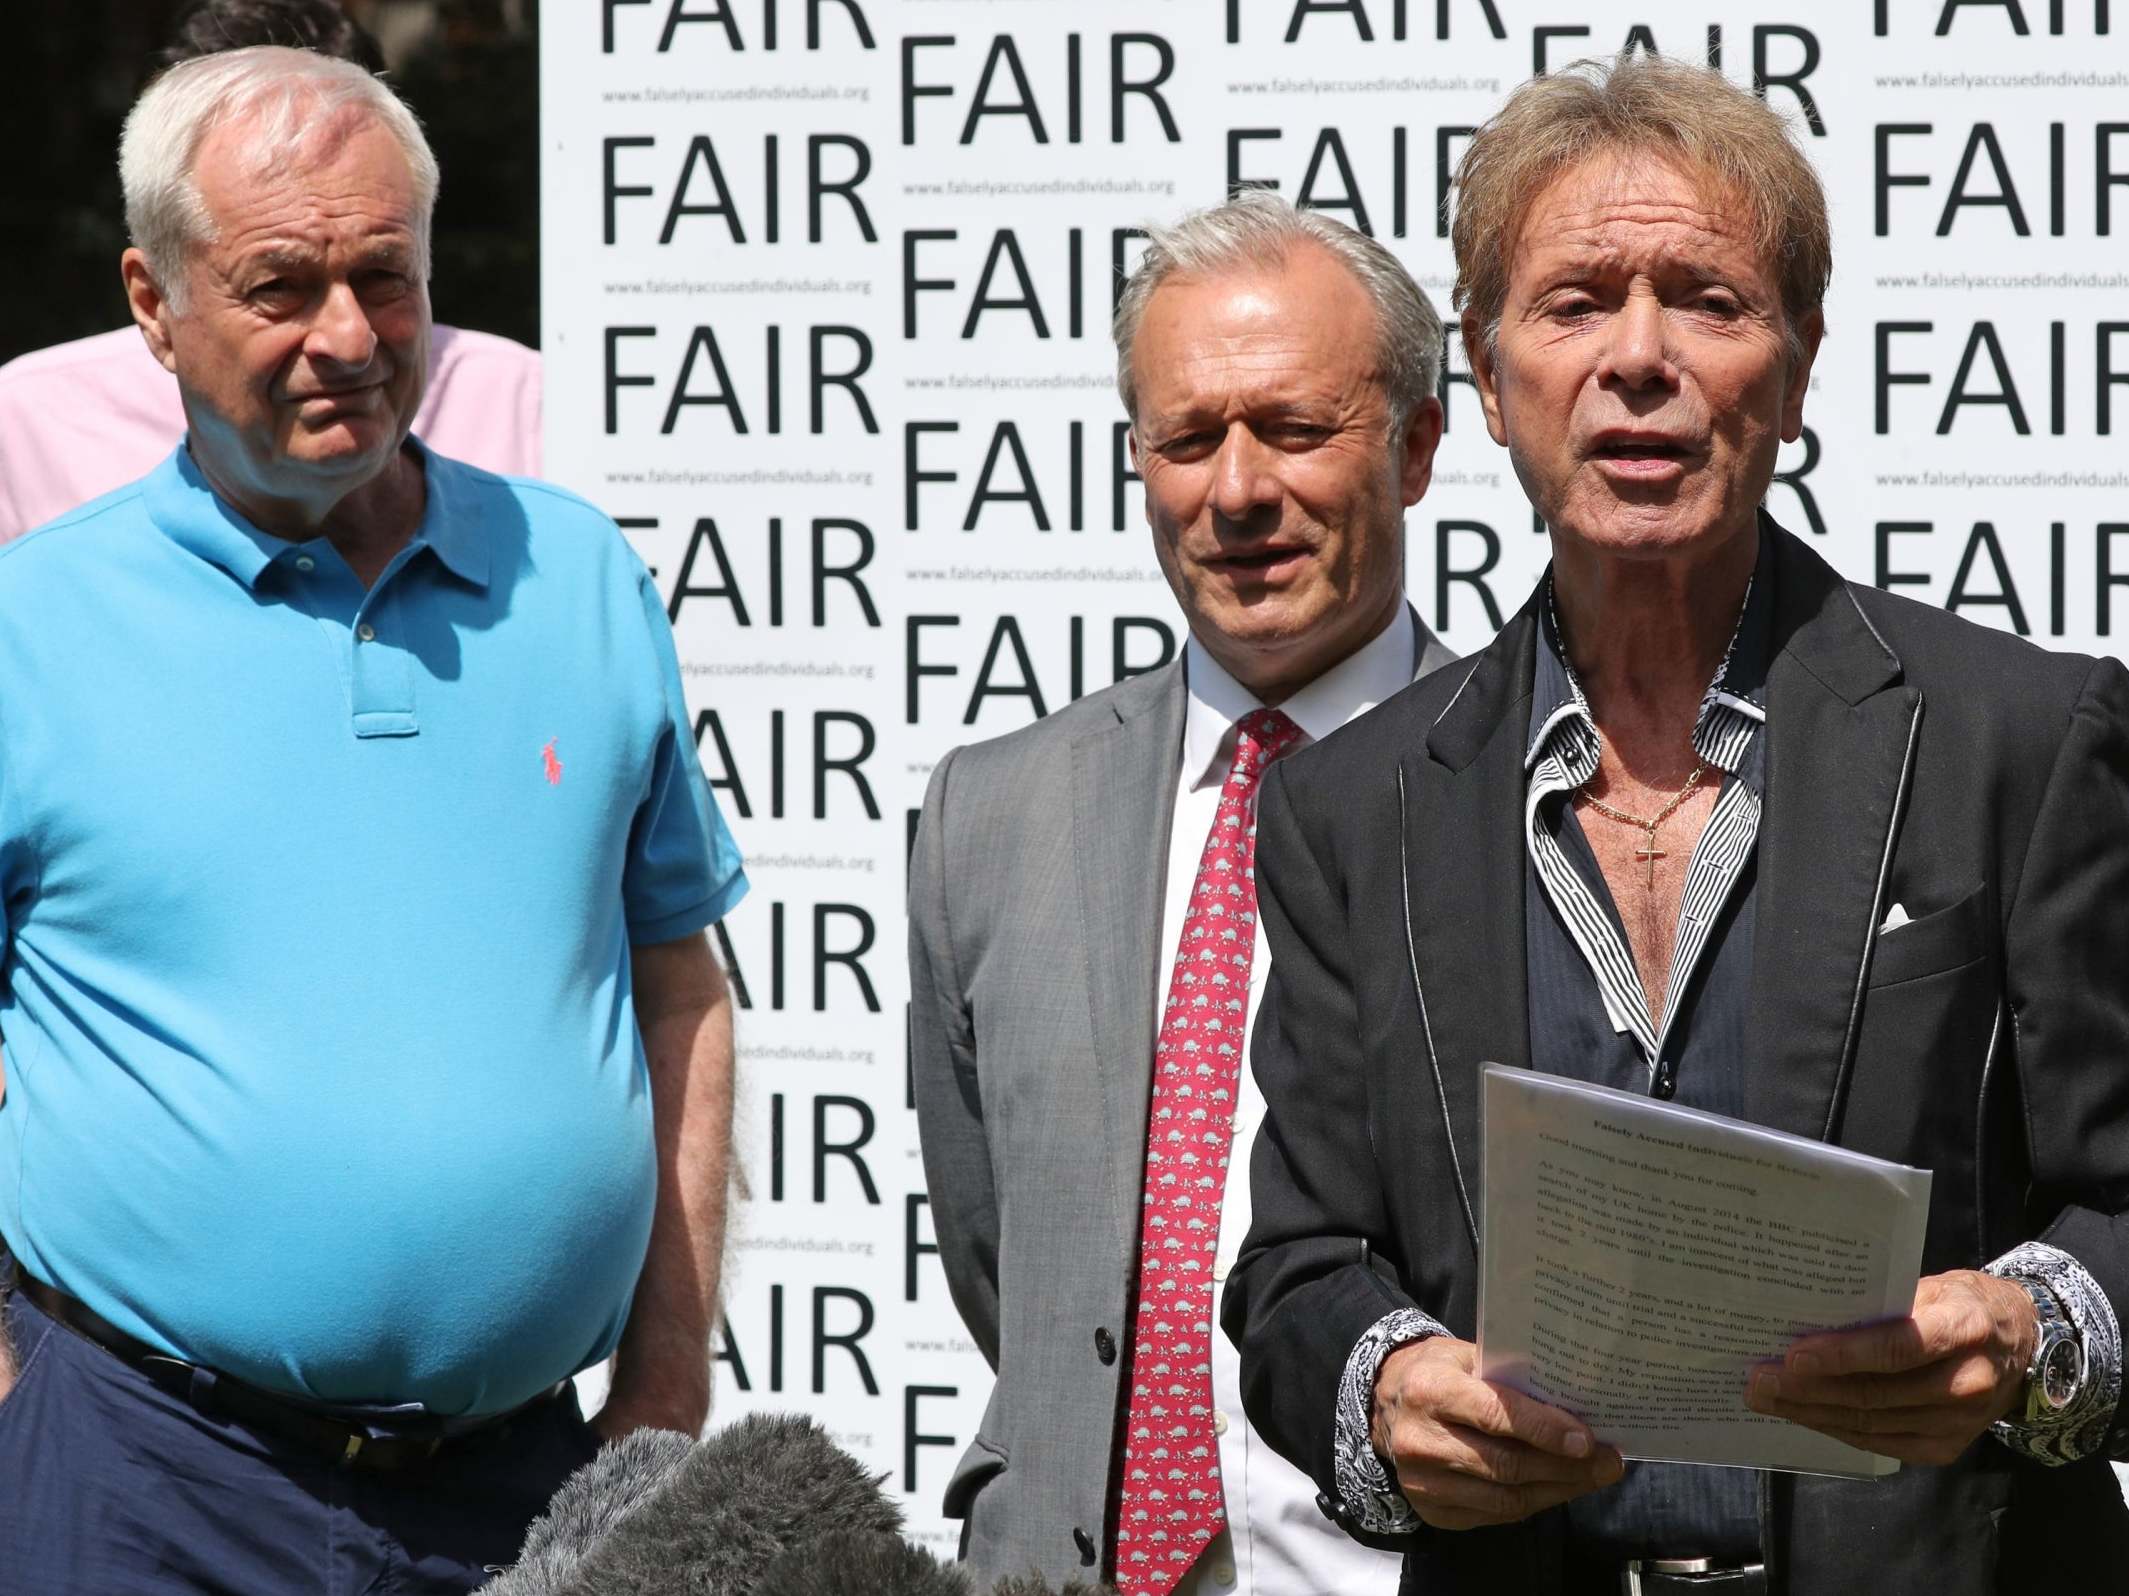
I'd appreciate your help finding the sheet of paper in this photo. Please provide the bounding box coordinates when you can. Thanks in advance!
[1476,1063,1932,1478]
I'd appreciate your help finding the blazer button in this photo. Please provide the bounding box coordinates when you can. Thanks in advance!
[1073,1526,1098,1565]
[1094,1327,1117,1365]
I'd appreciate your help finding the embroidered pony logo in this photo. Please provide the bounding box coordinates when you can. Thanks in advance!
[541,738,564,787]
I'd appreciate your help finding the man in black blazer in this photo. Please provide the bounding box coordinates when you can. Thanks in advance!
[1223,54,2129,1596]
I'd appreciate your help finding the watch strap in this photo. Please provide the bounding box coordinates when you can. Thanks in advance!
[1985,1241,2120,1466]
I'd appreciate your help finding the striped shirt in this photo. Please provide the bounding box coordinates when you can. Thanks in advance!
[1522,554,1772,1562]
[1331,534,2119,1547]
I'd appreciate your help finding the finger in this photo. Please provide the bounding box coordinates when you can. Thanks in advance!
[1747,1393,1978,1441]
[1751,1352,2003,1413]
[1399,1463,1622,1528]
[1787,1292,1997,1378]
[1432,1375,1601,1459]
[1424,1421,1622,1488]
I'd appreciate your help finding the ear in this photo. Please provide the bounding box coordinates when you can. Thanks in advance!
[1779,307,1824,444]
[1397,395,1444,507]
[1464,317,1510,448]
[121,249,181,375]
[1126,424,1141,478]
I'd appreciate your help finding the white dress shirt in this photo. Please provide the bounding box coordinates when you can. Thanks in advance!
[1155,609,1417,1596]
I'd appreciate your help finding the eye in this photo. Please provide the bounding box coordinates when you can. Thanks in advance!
[1157,430,1220,461]
[1692,291,1744,318]
[1546,295,1601,323]
[356,269,411,300]
[1265,421,1330,447]
[248,277,301,307]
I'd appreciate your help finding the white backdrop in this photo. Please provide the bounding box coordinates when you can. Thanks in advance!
[540,1,2129,1552]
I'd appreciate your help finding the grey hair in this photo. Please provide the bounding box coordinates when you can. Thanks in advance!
[120,44,438,310]
[1113,189,1444,431]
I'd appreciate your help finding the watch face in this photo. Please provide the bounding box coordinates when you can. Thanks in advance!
[2040,1337,2083,1410]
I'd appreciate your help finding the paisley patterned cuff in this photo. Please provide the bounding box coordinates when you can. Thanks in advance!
[1333,1307,1449,1534]
[1984,1241,2122,1465]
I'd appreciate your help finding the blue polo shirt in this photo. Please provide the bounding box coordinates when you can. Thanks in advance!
[0,442,746,1415]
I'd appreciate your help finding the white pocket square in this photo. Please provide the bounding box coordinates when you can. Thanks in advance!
[1879,902,1912,933]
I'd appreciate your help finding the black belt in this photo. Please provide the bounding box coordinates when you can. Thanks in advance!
[12,1272,568,1473]
[1625,1560,1768,1596]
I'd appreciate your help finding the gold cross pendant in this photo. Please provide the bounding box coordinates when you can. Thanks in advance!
[1635,831,1665,887]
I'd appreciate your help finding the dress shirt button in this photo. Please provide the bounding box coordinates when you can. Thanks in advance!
[294,555,315,572]
[1094,1327,1117,1365]
[1210,1560,1236,1585]
[356,622,377,643]
[1213,1409,1229,1437]
[1072,1526,1097,1566]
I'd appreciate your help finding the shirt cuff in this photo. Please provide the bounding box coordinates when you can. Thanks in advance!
[1333,1307,1450,1534]
[1984,1240,2122,1465]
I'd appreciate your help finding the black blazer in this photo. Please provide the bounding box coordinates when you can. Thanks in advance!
[1223,523,2129,1595]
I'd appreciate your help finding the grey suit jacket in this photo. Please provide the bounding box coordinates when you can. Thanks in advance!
[910,613,1456,1588]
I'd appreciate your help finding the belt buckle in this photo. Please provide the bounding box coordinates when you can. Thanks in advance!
[1625,1558,1715,1595]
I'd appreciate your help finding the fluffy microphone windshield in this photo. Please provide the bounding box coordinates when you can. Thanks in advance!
[482,1427,695,1596]
[487,1412,1116,1596]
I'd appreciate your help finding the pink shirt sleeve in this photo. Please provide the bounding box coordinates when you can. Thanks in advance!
[0,323,545,544]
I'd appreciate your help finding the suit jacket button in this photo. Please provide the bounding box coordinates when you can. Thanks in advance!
[1073,1526,1098,1565]
[1316,1491,1340,1522]
[1094,1327,1117,1365]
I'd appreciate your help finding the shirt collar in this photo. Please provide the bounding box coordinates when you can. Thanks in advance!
[141,434,490,592]
[1526,529,1776,779]
[1181,605,1417,792]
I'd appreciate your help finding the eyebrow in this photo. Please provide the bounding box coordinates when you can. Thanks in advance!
[237,239,417,277]
[239,246,316,277]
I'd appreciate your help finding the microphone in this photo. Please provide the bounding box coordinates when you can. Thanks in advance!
[482,1426,694,1596]
[486,1411,1114,1595]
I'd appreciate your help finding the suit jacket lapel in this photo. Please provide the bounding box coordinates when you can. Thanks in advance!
[1745,528,1919,1143]
[1402,598,1542,1251]
[1073,661,1187,1261]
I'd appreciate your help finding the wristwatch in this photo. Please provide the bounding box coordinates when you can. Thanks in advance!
[2013,1278,2085,1424]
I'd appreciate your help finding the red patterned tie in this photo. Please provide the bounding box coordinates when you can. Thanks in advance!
[1113,706,1304,1596]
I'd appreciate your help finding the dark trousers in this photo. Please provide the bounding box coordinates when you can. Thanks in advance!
[0,1285,602,1595]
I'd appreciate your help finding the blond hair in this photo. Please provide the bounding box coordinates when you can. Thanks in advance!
[1451,52,1830,359]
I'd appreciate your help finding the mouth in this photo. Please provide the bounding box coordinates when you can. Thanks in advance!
[1589,434,1696,478]
[1207,545,1312,581]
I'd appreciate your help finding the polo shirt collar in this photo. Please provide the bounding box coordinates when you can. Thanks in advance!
[407,436,492,589]
[142,434,490,591]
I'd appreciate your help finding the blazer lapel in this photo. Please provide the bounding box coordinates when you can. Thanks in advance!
[1745,528,1920,1144]
[1401,598,1542,1254]
[1072,662,1187,1260]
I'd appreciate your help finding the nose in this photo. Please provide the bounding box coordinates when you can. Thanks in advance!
[1209,423,1282,526]
[1598,286,1674,393]
[305,280,378,371]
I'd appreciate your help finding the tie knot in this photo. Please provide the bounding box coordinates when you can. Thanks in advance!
[1231,706,1303,774]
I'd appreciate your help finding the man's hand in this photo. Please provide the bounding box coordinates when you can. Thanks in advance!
[1745,1269,2039,1465]
[1372,1335,1624,1530]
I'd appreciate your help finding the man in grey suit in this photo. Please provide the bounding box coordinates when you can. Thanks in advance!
[910,191,1455,1596]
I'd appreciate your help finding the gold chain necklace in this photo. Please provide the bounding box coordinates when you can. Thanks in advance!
[1578,762,1707,888]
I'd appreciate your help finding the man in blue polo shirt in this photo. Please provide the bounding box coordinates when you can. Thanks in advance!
[0,46,746,1594]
